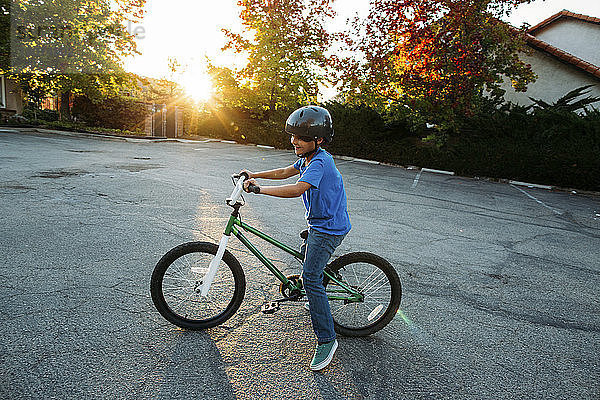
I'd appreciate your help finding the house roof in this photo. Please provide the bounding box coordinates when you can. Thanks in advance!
[528,10,600,35]
[517,10,600,79]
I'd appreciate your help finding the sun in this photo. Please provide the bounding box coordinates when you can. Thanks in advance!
[181,72,214,102]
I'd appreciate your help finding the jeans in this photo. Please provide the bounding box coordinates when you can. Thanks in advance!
[301,229,346,344]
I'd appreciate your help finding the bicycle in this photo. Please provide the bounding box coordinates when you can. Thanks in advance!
[150,173,402,337]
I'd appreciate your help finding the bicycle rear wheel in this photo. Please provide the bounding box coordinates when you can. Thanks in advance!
[150,241,245,330]
[325,252,401,337]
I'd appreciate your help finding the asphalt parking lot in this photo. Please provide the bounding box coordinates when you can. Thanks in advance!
[1,128,599,399]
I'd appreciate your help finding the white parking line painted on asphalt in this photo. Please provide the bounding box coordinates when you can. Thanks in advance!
[256,144,275,149]
[411,169,423,189]
[411,167,455,189]
[511,184,563,215]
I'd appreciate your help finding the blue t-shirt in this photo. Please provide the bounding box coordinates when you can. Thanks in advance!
[293,148,351,235]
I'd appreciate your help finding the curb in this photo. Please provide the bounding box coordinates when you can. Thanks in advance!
[509,180,553,190]
[421,168,455,176]
[353,157,380,165]
[333,155,380,165]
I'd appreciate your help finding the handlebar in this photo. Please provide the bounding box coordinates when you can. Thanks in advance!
[227,174,246,205]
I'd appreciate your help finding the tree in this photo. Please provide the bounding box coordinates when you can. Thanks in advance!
[337,0,537,130]
[2,0,145,119]
[210,0,335,117]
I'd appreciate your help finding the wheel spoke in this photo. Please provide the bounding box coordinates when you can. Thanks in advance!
[361,270,386,293]
[363,276,390,295]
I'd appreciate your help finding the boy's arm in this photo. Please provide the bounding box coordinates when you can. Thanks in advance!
[258,181,311,198]
[242,164,308,198]
[242,165,299,180]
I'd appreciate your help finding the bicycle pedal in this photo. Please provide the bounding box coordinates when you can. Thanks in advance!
[260,301,280,314]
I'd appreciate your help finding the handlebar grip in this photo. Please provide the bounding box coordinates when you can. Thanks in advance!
[247,184,260,194]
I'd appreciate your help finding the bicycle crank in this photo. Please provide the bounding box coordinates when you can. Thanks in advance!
[279,274,303,300]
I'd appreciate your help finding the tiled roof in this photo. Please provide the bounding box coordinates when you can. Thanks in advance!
[528,10,600,35]
[513,10,600,79]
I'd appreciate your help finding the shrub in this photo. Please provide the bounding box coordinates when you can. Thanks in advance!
[22,106,59,122]
[71,95,149,132]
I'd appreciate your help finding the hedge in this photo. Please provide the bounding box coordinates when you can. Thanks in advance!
[184,103,600,191]
[71,95,148,132]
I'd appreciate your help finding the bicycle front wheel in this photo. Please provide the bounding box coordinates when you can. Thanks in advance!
[150,241,246,330]
[325,252,401,337]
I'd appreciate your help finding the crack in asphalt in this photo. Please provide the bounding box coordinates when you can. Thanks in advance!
[409,282,600,334]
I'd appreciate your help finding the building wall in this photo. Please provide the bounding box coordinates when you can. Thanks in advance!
[533,19,600,67]
[501,49,600,108]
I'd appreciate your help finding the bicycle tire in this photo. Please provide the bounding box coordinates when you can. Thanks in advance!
[150,241,246,330]
[325,252,401,337]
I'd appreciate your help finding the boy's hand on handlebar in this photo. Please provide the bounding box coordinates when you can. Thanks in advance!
[243,178,261,194]
[239,169,254,179]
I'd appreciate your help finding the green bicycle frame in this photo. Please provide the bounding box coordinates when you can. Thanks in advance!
[223,211,363,302]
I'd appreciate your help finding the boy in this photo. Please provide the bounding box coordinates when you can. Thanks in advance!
[241,105,351,371]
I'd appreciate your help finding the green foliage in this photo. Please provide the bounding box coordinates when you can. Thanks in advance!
[8,0,144,74]
[2,0,145,118]
[22,106,59,122]
[71,95,148,132]
[449,106,600,190]
[209,0,335,116]
[131,74,186,104]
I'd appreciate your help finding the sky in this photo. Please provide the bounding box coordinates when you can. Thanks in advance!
[123,0,600,101]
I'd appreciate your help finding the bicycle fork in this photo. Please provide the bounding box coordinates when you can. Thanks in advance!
[192,234,229,296]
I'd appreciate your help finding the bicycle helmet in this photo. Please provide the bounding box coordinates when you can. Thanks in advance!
[285,106,334,144]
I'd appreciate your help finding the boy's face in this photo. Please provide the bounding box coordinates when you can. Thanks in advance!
[291,134,316,157]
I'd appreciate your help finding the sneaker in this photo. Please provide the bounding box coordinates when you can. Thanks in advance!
[310,339,338,371]
[303,302,310,312]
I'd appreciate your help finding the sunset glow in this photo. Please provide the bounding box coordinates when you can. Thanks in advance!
[180,71,213,102]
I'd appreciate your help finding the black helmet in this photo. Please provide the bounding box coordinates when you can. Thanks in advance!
[285,106,334,144]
